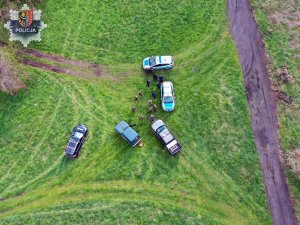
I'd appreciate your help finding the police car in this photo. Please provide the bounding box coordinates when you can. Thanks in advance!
[161,81,175,112]
[143,56,174,71]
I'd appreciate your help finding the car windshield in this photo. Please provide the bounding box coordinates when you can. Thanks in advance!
[157,125,167,134]
[163,96,173,103]
[149,57,156,66]
[72,132,83,139]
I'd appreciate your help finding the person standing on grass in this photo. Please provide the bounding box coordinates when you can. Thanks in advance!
[148,106,154,113]
[151,91,156,99]
[153,74,158,81]
[131,106,136,113]
[139,115,145,121]
[138,90,143,97]
[157,82,161,89]
[152,104,157,112]
[159,76,164,83]
[146,79,151,87]
[149,114,155,123]
[134,95,138,101]
[147,99,153,106]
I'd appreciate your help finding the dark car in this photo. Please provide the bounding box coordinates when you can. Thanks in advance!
[115,121,141,147]
[151,119,181,155]
[64,124,88,158]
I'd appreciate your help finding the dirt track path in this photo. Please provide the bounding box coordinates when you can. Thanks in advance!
[0,42,114,80]
[227,0,297,224]
[18,48,104,78]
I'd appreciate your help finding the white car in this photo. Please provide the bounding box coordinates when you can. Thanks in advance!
[143,56,174,71]
[161,81,175,112]
[151,119,181,155]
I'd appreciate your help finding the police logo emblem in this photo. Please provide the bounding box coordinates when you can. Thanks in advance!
[4,4,47,47]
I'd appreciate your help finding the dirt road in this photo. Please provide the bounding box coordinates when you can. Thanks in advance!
[227,0,297,224]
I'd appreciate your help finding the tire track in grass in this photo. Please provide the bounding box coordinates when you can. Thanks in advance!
[0,78,58,186]
[48,79,126,178]
[176,28,225,66]
[0,73,101,196]
[2,203,205,223]
[0,74,73,195]
[179,56,231,110]
[70,0,85,58]
[0,181,251,224]
[1,155,65,197]
[180,145,265,222]
[1,96,65,196]
[45,74,118,176]
[0,75,68,195]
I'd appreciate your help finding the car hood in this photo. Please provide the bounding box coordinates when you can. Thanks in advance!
[162,102,174,111]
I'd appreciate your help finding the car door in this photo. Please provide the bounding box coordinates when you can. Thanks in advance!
[153,64,162,70]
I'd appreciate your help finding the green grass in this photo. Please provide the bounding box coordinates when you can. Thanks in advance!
[251,0,300,218]
[0,0,272,224]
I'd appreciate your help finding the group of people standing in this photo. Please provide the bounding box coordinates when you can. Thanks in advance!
[131,74,164,121]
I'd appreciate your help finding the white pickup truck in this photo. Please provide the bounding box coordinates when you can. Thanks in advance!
[151,119,181,155]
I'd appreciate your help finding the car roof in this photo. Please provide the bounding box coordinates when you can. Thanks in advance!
[162,82,173,96]
[152,56,172,65]
[115,121,129,134]
[123,127,139,142]
[160,130,174,144]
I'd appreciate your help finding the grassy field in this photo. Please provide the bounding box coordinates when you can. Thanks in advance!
[0,0,272,224]
[251,0,300,217]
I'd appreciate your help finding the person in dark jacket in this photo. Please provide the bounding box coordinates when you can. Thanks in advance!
[149,114,155,123]
[159,76,164,83]
[157,82,161,89]
[151,91,156,99]
[153,74,158,81]
[146,79,151,87]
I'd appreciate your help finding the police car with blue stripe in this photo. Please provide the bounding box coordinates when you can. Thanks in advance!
[161,81,175,112]
[143,56,174,71]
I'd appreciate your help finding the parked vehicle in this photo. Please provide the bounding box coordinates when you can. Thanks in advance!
[115,121,141,147]
[65,124,88,158]
[161,81,175,111]
[143,56,174,71]
[151,119,181,155]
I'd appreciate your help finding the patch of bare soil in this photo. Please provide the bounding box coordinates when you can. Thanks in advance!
[0,49,26,94]
[21,58,103,79]
[19,48,104,78]
[227,0,297,224]
[22,49,102,73]
[262,0,300,52]
[285,149,300,178]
